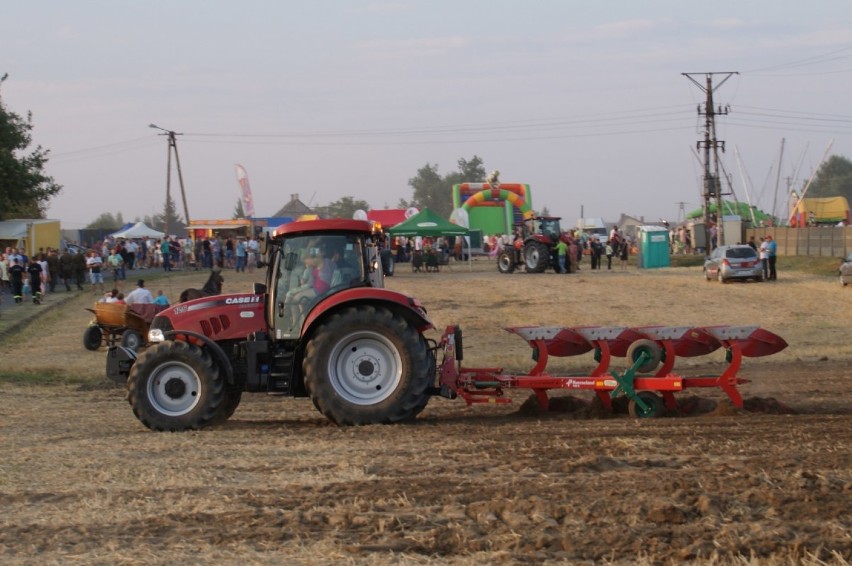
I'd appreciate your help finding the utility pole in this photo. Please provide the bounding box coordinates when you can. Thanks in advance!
[675,201,687,224]
[149,124,191,236]
[683,72,737,253]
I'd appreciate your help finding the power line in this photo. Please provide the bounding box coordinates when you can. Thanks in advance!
[49,136,159,163]
[744,44,852,74]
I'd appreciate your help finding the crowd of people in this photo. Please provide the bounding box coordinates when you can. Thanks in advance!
[0,243,173,310]
[386,226,633,274]
[0,247,80,306]
[0,233,267,313]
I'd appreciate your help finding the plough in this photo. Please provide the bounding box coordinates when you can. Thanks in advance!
[436,324,787,418]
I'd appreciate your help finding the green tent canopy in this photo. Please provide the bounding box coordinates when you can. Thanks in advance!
[387,208,469,237]
[687,201,774,223]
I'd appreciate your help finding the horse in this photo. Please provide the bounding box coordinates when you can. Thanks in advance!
[179,268,224,303]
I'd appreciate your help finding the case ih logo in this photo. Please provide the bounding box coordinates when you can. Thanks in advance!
[225,296,261,305]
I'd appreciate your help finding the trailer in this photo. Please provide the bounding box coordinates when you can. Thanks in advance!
[84,303,168,352]
[435,324,787,417]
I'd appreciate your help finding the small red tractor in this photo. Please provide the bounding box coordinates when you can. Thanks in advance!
[109,219,437,430]
[109,218,787,431]
[497,216,571,273]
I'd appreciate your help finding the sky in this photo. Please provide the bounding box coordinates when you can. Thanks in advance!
[2,1,852,229]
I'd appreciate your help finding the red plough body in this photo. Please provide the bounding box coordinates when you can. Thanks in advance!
[436,324,787,417]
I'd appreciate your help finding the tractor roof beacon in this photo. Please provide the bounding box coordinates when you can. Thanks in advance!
[112,219,437,431]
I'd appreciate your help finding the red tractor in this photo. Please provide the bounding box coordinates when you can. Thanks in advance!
[497,216,571,273]
[106,219,790,429]
[108,219,437,431]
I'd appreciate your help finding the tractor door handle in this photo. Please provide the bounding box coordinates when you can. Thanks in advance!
[277,301,284,318]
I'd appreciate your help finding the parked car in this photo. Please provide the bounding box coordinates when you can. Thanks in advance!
[840,252,852,287]
[704,245,763,283]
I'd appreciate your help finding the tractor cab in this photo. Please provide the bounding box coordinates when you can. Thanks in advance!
[534,216,563,243]
[264,220,381,340]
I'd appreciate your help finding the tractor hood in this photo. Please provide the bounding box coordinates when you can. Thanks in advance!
[149,293,267,343]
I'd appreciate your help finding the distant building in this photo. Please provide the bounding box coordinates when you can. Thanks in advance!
[615,214,668,240]
[616,214,645,239]
[272,194,315,218]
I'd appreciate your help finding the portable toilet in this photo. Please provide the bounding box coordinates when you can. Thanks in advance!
[721,215,743,246]
[637,226,670,268]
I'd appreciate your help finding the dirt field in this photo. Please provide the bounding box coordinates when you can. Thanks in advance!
[0,262,850,565]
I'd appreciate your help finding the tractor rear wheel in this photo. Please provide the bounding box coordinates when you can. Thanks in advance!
[524,241,549,273]
[127,340,225,431]
[626,339,662,373]
[304,305,432,425]
[83,326,103,351]
[628,391,665,418]
[497,251,515,273]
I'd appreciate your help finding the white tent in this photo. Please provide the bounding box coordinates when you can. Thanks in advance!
[110,222,165,239]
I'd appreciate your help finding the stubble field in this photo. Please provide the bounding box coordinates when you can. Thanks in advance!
[0,260,850,565]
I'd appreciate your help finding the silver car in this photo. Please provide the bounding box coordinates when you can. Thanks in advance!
[704,245,763,283]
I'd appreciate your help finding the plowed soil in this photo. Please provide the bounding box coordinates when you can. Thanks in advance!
[0,263,849,565]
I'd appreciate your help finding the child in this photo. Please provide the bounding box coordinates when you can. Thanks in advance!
[605,240,614,270]
[153,290,170,306]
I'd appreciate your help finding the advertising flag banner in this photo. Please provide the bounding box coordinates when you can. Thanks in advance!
[234,164,256,217]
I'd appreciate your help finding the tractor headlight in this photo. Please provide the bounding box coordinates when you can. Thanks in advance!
[148,328,165,343]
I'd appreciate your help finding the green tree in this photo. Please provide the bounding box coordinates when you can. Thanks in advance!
[233,198,246,219]
[325,196,370,219]
[806,155,852,204]
[85,212,121,231]
[0,76,62,220]
[444,156,487,189]
[152,195,185,235]
[407,155,487,218]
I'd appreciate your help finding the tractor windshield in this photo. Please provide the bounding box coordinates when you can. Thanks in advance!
[271,233,365,339]
[538,218,561,241]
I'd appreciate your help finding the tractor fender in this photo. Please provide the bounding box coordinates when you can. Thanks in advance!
[160,330,236,385]
[302,288,433,337]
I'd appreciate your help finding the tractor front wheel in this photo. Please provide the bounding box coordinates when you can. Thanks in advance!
[127,341,225,431]
[211,389,243,425]
[497,251,516,273]
[524,241,549,273]
[304,305,432,425]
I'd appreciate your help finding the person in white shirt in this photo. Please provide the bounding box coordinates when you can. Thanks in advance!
[124,279,154,304]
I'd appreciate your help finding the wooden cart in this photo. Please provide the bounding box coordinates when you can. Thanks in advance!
[83,303,166,351]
